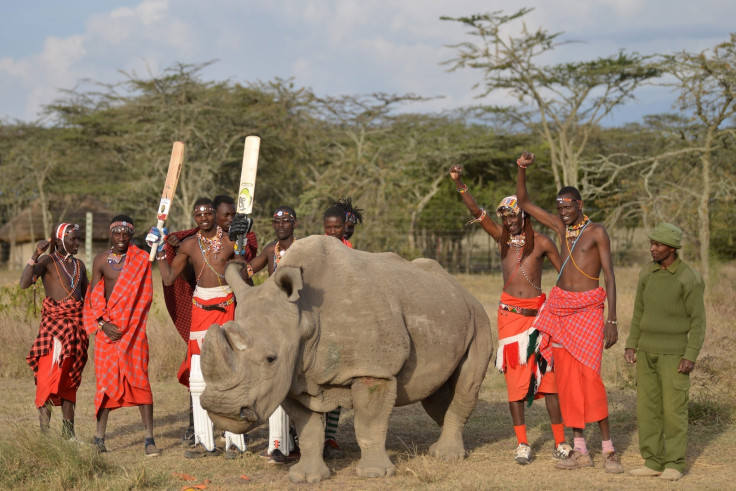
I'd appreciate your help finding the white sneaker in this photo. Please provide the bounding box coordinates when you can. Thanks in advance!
[553,441,572,460]
[515,443,532,464]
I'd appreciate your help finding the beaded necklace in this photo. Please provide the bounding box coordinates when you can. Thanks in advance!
[503,237,541,291]
[197,227,223,257]
[107,248,126,271]
[196,227,226,287]
[52,252,80,300]
[273,238,295,270]
[566,215,590,241]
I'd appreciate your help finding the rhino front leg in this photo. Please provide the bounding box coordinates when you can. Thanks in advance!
[283,400,330,484]
[352,376,397,478]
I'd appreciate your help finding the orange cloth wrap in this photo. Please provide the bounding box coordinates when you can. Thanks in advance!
[552,346,608,428]
[35,353,78,408]
[497,293,557,402]
[177,293,235,387]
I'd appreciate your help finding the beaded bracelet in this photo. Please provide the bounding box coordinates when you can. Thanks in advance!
[605,319,618,325]
[27,257,38,267]
[466,208,487,226]
[246,264,254,278]
[516,160,528,169]
[457,184,468,194]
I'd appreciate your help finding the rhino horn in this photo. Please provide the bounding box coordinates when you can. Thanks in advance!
[201,323,241,388]
[225,261,251,304]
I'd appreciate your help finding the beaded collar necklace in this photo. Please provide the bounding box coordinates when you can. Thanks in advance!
[274,238,295,270]
[566,215,590,241]
[107,248,127,271]
[197,226,223,257]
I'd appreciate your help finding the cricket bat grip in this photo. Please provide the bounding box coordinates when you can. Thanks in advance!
[230,214,253,255]
[149,219,165,261]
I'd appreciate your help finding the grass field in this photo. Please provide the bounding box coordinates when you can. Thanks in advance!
[1,262,735,489]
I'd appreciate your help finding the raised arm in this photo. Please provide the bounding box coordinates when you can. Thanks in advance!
[515,152,564,236]
[449,165,503,241]
[156,246,192,286]
[19,239,51,289]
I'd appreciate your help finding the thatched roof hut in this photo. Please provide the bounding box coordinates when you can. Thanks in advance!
[0,195,114,267]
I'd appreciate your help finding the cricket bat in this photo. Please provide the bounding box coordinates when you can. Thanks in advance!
[149,141,185,261]
[235,136,260,253]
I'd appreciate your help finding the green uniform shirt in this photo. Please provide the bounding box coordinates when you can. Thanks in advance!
[625,256,706,362]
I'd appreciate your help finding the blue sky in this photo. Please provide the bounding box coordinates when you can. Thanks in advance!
[1,0,733,125]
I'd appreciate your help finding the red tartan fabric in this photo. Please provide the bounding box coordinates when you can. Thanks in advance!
[162,229,258,342]
[83,244,153,416]
[534,286,607,373]
[26,296,88,388]
[162,227,198,342]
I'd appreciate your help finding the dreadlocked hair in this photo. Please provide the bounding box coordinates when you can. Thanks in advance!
[332,197,365,224]
[498,213,535,261]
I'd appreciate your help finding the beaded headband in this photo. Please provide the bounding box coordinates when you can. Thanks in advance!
[496,196,521,217]
[110,221,134,233]
[56,223,79,240]
[194,205,214,213]
[273,210,295,221]
[556,197,580,203]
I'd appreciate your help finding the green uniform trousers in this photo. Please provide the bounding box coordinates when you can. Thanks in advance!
[636,350,690,473]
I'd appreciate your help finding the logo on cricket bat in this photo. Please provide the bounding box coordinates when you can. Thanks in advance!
[157,198,171,221]
[238,187,253,213]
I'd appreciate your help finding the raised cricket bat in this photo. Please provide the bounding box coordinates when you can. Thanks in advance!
[149,141,185,261]
[235,136,260,253]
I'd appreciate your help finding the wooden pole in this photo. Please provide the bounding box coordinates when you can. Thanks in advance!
[86,211,93,265]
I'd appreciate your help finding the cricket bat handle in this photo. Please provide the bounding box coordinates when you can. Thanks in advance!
[149,219,165,261]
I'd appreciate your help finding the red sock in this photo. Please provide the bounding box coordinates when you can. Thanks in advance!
[551,423,565,445]
[514,425,528,445]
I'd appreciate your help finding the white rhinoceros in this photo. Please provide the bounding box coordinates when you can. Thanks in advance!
[200,235,492,483]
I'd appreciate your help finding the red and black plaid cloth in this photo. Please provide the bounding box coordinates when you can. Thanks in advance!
[533,286,607,373]
[83,244,153,415]
[26,296,89,387]
[162,228,258,342]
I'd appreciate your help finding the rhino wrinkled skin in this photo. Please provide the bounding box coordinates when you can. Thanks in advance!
[200,235,493,483]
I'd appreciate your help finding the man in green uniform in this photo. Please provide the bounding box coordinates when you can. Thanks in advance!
[625,222,706,481]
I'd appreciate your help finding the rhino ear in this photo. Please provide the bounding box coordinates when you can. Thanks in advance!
[225,261,251,304]
[273,266,303,303]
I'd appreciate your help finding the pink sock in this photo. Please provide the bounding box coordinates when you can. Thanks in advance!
[602,439,614,454]
[573,437,588,455]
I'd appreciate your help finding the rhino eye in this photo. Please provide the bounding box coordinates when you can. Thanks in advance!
[266,355,277,364]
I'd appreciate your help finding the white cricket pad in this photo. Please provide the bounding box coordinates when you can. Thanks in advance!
[268,405,293,455]
[190,354,215,451]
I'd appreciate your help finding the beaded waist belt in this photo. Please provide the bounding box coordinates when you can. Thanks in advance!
[192,296,235,313]
[498,302,539,317]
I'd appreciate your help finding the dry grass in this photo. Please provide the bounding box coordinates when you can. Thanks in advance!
[1,261,735,489]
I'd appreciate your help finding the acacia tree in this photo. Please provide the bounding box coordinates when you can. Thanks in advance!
[441,8,659,191]
[657,35,736,280]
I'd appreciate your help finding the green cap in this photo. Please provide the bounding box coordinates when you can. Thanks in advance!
[648,222,682,249]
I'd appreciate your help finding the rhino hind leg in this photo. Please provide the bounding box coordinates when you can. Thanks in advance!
[285,401,330,484]
[352,376,397,478]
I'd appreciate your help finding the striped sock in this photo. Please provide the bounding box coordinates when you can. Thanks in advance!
[325,408,341,441]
